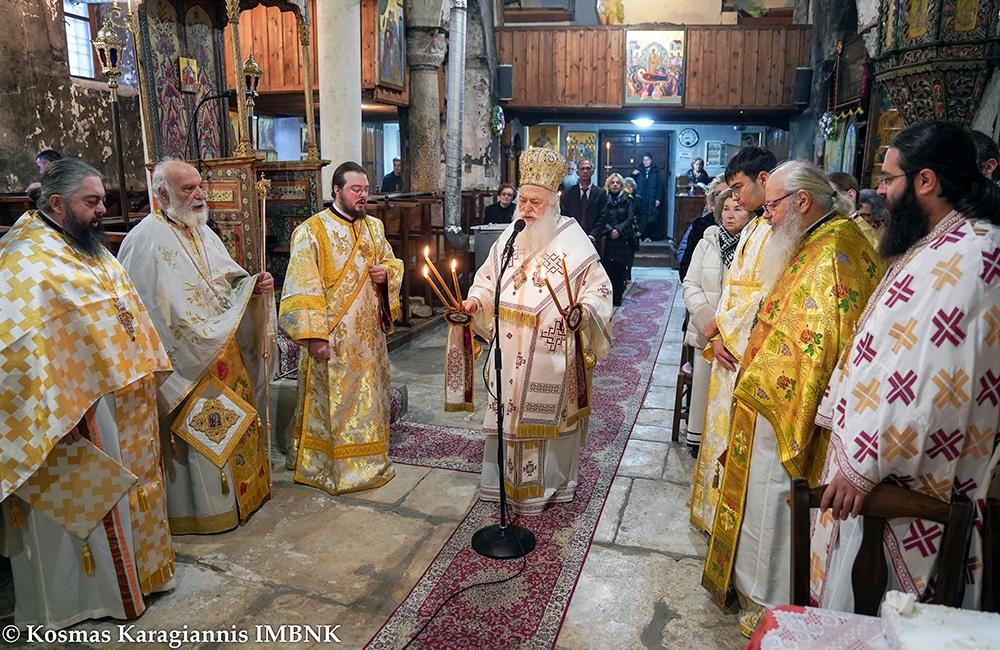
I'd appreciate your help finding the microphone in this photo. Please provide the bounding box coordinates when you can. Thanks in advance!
[502,219,526,260]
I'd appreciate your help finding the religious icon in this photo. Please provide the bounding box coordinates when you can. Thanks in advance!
[624,30,685,106]
[376,0,406,90]
[179,57,198,94]
[527,125,562,151]
[257,116,275,151]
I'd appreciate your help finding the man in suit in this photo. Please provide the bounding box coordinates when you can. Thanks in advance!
[559,158,606,241]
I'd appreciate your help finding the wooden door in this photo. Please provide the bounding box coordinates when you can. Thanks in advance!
[597,132,670,189]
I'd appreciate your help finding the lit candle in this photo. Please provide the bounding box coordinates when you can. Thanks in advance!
[423,266,452,309]
[450,259,465,312]
[128,0,134,14]
[423,246,459,308]
[558,249,574,304]
[544,276,565,314]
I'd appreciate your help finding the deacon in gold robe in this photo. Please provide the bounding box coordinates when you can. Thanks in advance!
[0,159,174,628]
[690,146,777,534]
[118,159,275,534]
[278,161,403,495]
[461,148,614,516]
[702,162,884,637]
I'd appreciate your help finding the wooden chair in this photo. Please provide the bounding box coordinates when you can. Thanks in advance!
[671,343,693,443]
[981,496,1000,613]
[790,477,974,615]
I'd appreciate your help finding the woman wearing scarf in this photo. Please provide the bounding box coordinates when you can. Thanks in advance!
[684,189,751,533]
[600,173,644,306]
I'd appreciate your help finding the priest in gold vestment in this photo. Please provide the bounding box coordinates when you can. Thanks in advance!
[279,162,403,495]
[118,160,275,534]
[1,159,174,628]
[702,162,884,637]
[462,148,614,516]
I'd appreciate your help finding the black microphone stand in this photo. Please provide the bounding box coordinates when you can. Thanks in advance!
[185,90,237,166]
[472,223,536,560]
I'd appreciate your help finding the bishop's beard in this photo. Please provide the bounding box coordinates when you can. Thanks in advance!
[166,200,209,229]
[514,206,560,255]
[879,181,930,258]
[758,211,806,298]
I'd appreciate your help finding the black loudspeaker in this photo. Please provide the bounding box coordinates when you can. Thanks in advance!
[498,64,513,101]
[793,67,812,107]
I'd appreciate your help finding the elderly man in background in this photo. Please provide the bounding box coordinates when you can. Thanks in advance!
[1,158,174,628]
[703,161,883,637]
[462,147,614,516]
[118,158,275,534]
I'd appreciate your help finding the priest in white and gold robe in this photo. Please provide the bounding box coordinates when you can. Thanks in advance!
[1,159,174,628]
[118,159,275,535]
[278,161,403,496]
[462,148,614,516]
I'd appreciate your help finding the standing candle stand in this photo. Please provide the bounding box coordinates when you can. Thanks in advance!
[254,173,273,488]
[244,55,263,148]
[91,21,131,225]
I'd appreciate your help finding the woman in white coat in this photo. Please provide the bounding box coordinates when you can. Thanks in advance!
[683,190,752,532]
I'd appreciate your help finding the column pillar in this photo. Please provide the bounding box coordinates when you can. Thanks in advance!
[226,0,253,157]
[405,27,447,191]
[316,0,363,200]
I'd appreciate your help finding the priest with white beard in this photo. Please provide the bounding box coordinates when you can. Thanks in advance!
[118,159,276,534]
[461,147,614,516]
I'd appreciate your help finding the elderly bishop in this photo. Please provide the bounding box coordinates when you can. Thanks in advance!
[462,148,614,516]
[118,159,275,534]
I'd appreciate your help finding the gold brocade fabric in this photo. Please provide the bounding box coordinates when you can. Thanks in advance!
[702,216,885,605]
[689,216,771,533]
[214,340,270,519]
[279,210,403,495]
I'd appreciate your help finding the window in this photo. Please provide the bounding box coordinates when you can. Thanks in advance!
[64,0,95,79]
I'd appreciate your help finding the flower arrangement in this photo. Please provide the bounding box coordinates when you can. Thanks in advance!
[490,106,505,136]
[818,111,838,140]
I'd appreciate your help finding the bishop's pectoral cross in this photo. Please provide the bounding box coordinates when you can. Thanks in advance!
[115,298,136,340]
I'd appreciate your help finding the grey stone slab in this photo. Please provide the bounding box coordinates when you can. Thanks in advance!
[555,547,744,650]
[74,563,276,650]
[400,467,480,519]
[616,478,706,558]
[642,385,678,410]
[593,476,631,544]
[664,443,698,486]
[630,423,675,443]
[635,407,672,427]
[617,439,670,480]
[346,463,431,506]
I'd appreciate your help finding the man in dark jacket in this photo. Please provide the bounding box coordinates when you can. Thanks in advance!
[632,152,663,238]
[559,158,606,240]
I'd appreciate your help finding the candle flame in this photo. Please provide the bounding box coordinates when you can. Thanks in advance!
[422,265,429,277]
[450,259,457,271]
[424,246,430,258]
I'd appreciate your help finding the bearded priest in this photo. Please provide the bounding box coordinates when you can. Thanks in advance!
[118,159,275,534]
[461,147,614,516]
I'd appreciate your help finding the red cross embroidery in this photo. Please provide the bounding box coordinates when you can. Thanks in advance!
[928,429,963,461]
[976,370,1000,406]
[853,332,876,365]
[931,308,966,347]
[852,430,878,463]
[953,476,977,496]
[981,248,1000,285]
[887,370,917,405]
[885,275,915,308]
[902,520,943,557]
[885,473,915,488]
[930,226,965,250]
[836,398,847,428]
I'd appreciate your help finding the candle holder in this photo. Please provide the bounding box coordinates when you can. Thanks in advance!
[422,247,463,312]
[91,19,131,225]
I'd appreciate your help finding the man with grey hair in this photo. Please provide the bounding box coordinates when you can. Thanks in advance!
[118,158,276,534]
[703,160,885,636]
[0,158,175,627]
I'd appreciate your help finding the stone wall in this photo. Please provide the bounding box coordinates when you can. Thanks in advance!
[0,0,146,194]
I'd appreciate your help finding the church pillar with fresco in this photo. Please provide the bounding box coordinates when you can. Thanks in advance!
[317,0,363,200]
[405,26,447,192]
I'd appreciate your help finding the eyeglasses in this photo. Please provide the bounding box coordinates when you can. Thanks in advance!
[763,192,795,214]
[729,180,748,197]
[346,186,370,196]
[877,171,907,186]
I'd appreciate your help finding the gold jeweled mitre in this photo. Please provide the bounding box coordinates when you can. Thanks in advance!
[518,147,568,193]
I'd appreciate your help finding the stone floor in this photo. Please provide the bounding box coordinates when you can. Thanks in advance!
[0,267,745,649]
